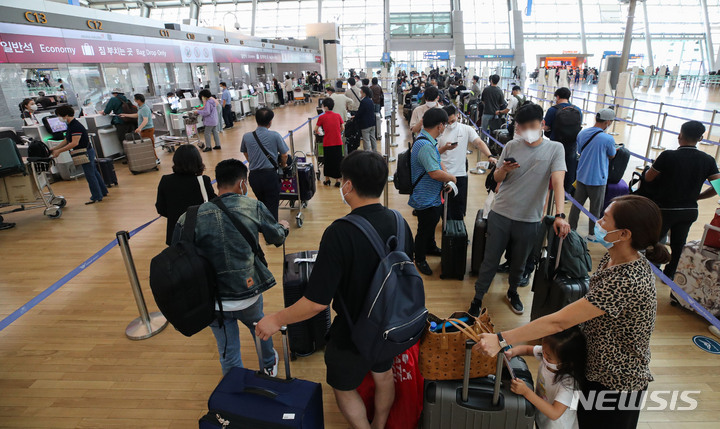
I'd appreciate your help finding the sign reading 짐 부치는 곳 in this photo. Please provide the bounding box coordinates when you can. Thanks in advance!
[0,22,316,64]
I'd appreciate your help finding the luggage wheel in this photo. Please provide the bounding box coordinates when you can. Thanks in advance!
[301,201,308,209]
[44,207,62,219]
[289,200,295,208]
[51,197,67,208]
[296,213,304,228]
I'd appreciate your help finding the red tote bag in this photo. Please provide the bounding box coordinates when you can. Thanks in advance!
[357,343,424,429]
[704,209,720,249]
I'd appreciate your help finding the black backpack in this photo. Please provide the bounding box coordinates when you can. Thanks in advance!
[121,100,139,124]
[393,137,429,195]
[337,210,427,363]
[553,105,583,146]
[149,205,220,337]
[607,144,630,184]
[27,139,51,159]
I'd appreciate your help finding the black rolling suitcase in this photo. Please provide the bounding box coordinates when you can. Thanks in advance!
[95,157,118,187]
[530,220,590,321]
[470,209,487,275]
[422,341,535,428]
[282,250,330,359]
[440,190,468,280]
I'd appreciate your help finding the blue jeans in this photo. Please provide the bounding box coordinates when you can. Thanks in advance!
[209,295,276,375]
[480,114,494,140]
[374,103,382,114]
[80,146,108,202]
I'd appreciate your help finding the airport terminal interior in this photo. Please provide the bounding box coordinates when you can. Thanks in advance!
[2,0,720,428]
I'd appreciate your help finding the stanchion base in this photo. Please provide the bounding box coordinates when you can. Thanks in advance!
[389,143,399,147]
[392,133,400,136]
[627,123,636,127]
[469,168,486,175]
[388,157,396,162]
[126,312,168,340]
[608,132,619,136]
[651,146,666,151]
[306,152,314,156]
[653,129,661,133]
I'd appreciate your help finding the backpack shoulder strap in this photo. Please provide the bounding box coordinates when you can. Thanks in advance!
[181,205,200,242]
[338,214,387,258]
[579,130,604,154]
[391,210,406,253]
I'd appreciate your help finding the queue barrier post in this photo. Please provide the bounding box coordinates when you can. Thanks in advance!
[608,104,620,136]
[654,102,663,133]
[638,125,656,170]
[306,118,314,156]
[390,108,399,143]
[703,109,717,146]
[383,136,392,208]
[653,113,668,150]
[385,118,396,162]
[628,99,638,126]
[116,231,168,340]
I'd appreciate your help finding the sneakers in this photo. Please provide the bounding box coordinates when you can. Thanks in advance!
[213,146,222,150]
[585,234,600,243]
[468,299,482,317]
[506,293,524,315]
[517,273,531,287]
[497,261,511,273]
[416,260,433,276]
[203,147,212,152]
[263,349,279,377]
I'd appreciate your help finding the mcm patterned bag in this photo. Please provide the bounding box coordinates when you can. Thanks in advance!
[418,309,495,381]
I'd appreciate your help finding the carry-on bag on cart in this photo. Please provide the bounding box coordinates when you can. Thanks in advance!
[280,162,316,202]
[422,339,535,428]
[470,209,488,275]
[0,137,26,177]
[440,189,468,280]
[199,327,324,429]
[530,217,591,321]
[671,224,720,317]
[123,132,157,174]
[96,157,118,187]
[283,250,331,359]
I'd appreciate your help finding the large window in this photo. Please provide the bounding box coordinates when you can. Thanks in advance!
[324,0,384,72]
[461,0,511,49]
[389,13,452,38]
[254,1,318,39]
[198,3,254,35]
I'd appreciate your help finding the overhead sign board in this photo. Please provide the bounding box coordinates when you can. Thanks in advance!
[0,22,316,64]
[465,54,514,60]
[423,51,449,60]
[602,50,644,60]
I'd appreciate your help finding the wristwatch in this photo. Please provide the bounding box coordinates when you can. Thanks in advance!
[497,332,511,352]
[555,213,566,219]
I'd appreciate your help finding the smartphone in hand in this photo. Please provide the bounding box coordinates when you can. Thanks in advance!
[505,157,517,164]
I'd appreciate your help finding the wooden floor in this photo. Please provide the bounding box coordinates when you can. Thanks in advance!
[1,96,719,428]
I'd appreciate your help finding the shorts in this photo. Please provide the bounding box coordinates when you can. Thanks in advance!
[324,339,393,391]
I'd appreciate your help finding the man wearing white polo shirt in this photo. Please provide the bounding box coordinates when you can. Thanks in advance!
[439,105,497,219]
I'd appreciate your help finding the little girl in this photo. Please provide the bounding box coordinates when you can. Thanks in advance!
[506,327,587,429]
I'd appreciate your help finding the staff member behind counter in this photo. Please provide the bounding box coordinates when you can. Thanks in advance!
[102,88,136,141]
[49,106,109,205]
[19,98,39,124]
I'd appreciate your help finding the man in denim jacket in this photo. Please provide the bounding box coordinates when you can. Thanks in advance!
[173,159,290,375]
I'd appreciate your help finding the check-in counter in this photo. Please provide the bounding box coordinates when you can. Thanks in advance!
[83,114,123,159]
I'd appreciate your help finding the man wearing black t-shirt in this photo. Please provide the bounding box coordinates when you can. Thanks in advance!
[645,120,720,278]
[257,151,414,429]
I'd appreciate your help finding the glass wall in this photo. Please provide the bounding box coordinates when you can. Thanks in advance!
[198,2,254,34]
[324,0,384,72]
[460,0,511,49]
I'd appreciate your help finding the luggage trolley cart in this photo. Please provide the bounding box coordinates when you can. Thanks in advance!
[0,158,66,222]
[279,131,316,228]
[157,112,201,152]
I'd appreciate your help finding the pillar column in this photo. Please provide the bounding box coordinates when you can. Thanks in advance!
[578,0,588,55]
[641,0,654,70]
[618,0,638,74]
[251,0,258,36]
[700,0,716,71]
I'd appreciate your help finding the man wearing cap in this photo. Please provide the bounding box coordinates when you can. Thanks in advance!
[568,108,617,241]
[102,88,134,141]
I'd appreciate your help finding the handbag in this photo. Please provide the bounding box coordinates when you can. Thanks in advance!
[418,309,495,381]
[70,148,90,166]
[703,208,720,249]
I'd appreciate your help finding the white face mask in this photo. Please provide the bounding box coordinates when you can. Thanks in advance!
[446,122,457,131]
[543,356,559,371]
[241,180,248,196]
[339,181,349,206]
[29,104,38,111]
[520,128,543,143]
[426,101,437,108]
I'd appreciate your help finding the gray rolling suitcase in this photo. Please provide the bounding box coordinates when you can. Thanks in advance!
[422,341,535,428]
[123,133,158,175]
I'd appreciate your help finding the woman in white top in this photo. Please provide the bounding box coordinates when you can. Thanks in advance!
[284,75,294,104]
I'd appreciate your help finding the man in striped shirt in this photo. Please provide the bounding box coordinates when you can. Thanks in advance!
[409,108,457,276]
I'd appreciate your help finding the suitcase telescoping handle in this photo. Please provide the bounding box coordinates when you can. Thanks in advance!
[252,323,292,380]
[461,340,503,406]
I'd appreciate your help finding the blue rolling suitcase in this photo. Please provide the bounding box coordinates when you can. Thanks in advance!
[199,327,324,428]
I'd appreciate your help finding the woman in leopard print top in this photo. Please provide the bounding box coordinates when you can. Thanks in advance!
[475,195,671,429]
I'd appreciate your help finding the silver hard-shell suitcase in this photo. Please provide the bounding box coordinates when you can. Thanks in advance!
[422,340,535,428]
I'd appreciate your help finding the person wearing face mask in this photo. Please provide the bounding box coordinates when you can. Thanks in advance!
[155,144,217,246]
[50,106,108,205]
[194,89,221,152]
[410,108,457,276]
[19,98,39,124]
[569,109,618,242]
[469,104,570,316]
[410,86,441,135]
[172,158,290,377]
[256,151,414,429]
[438,105,496,220]
[474,195,670,429]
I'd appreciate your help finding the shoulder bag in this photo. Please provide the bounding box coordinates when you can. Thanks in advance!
[211,197,268,267]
